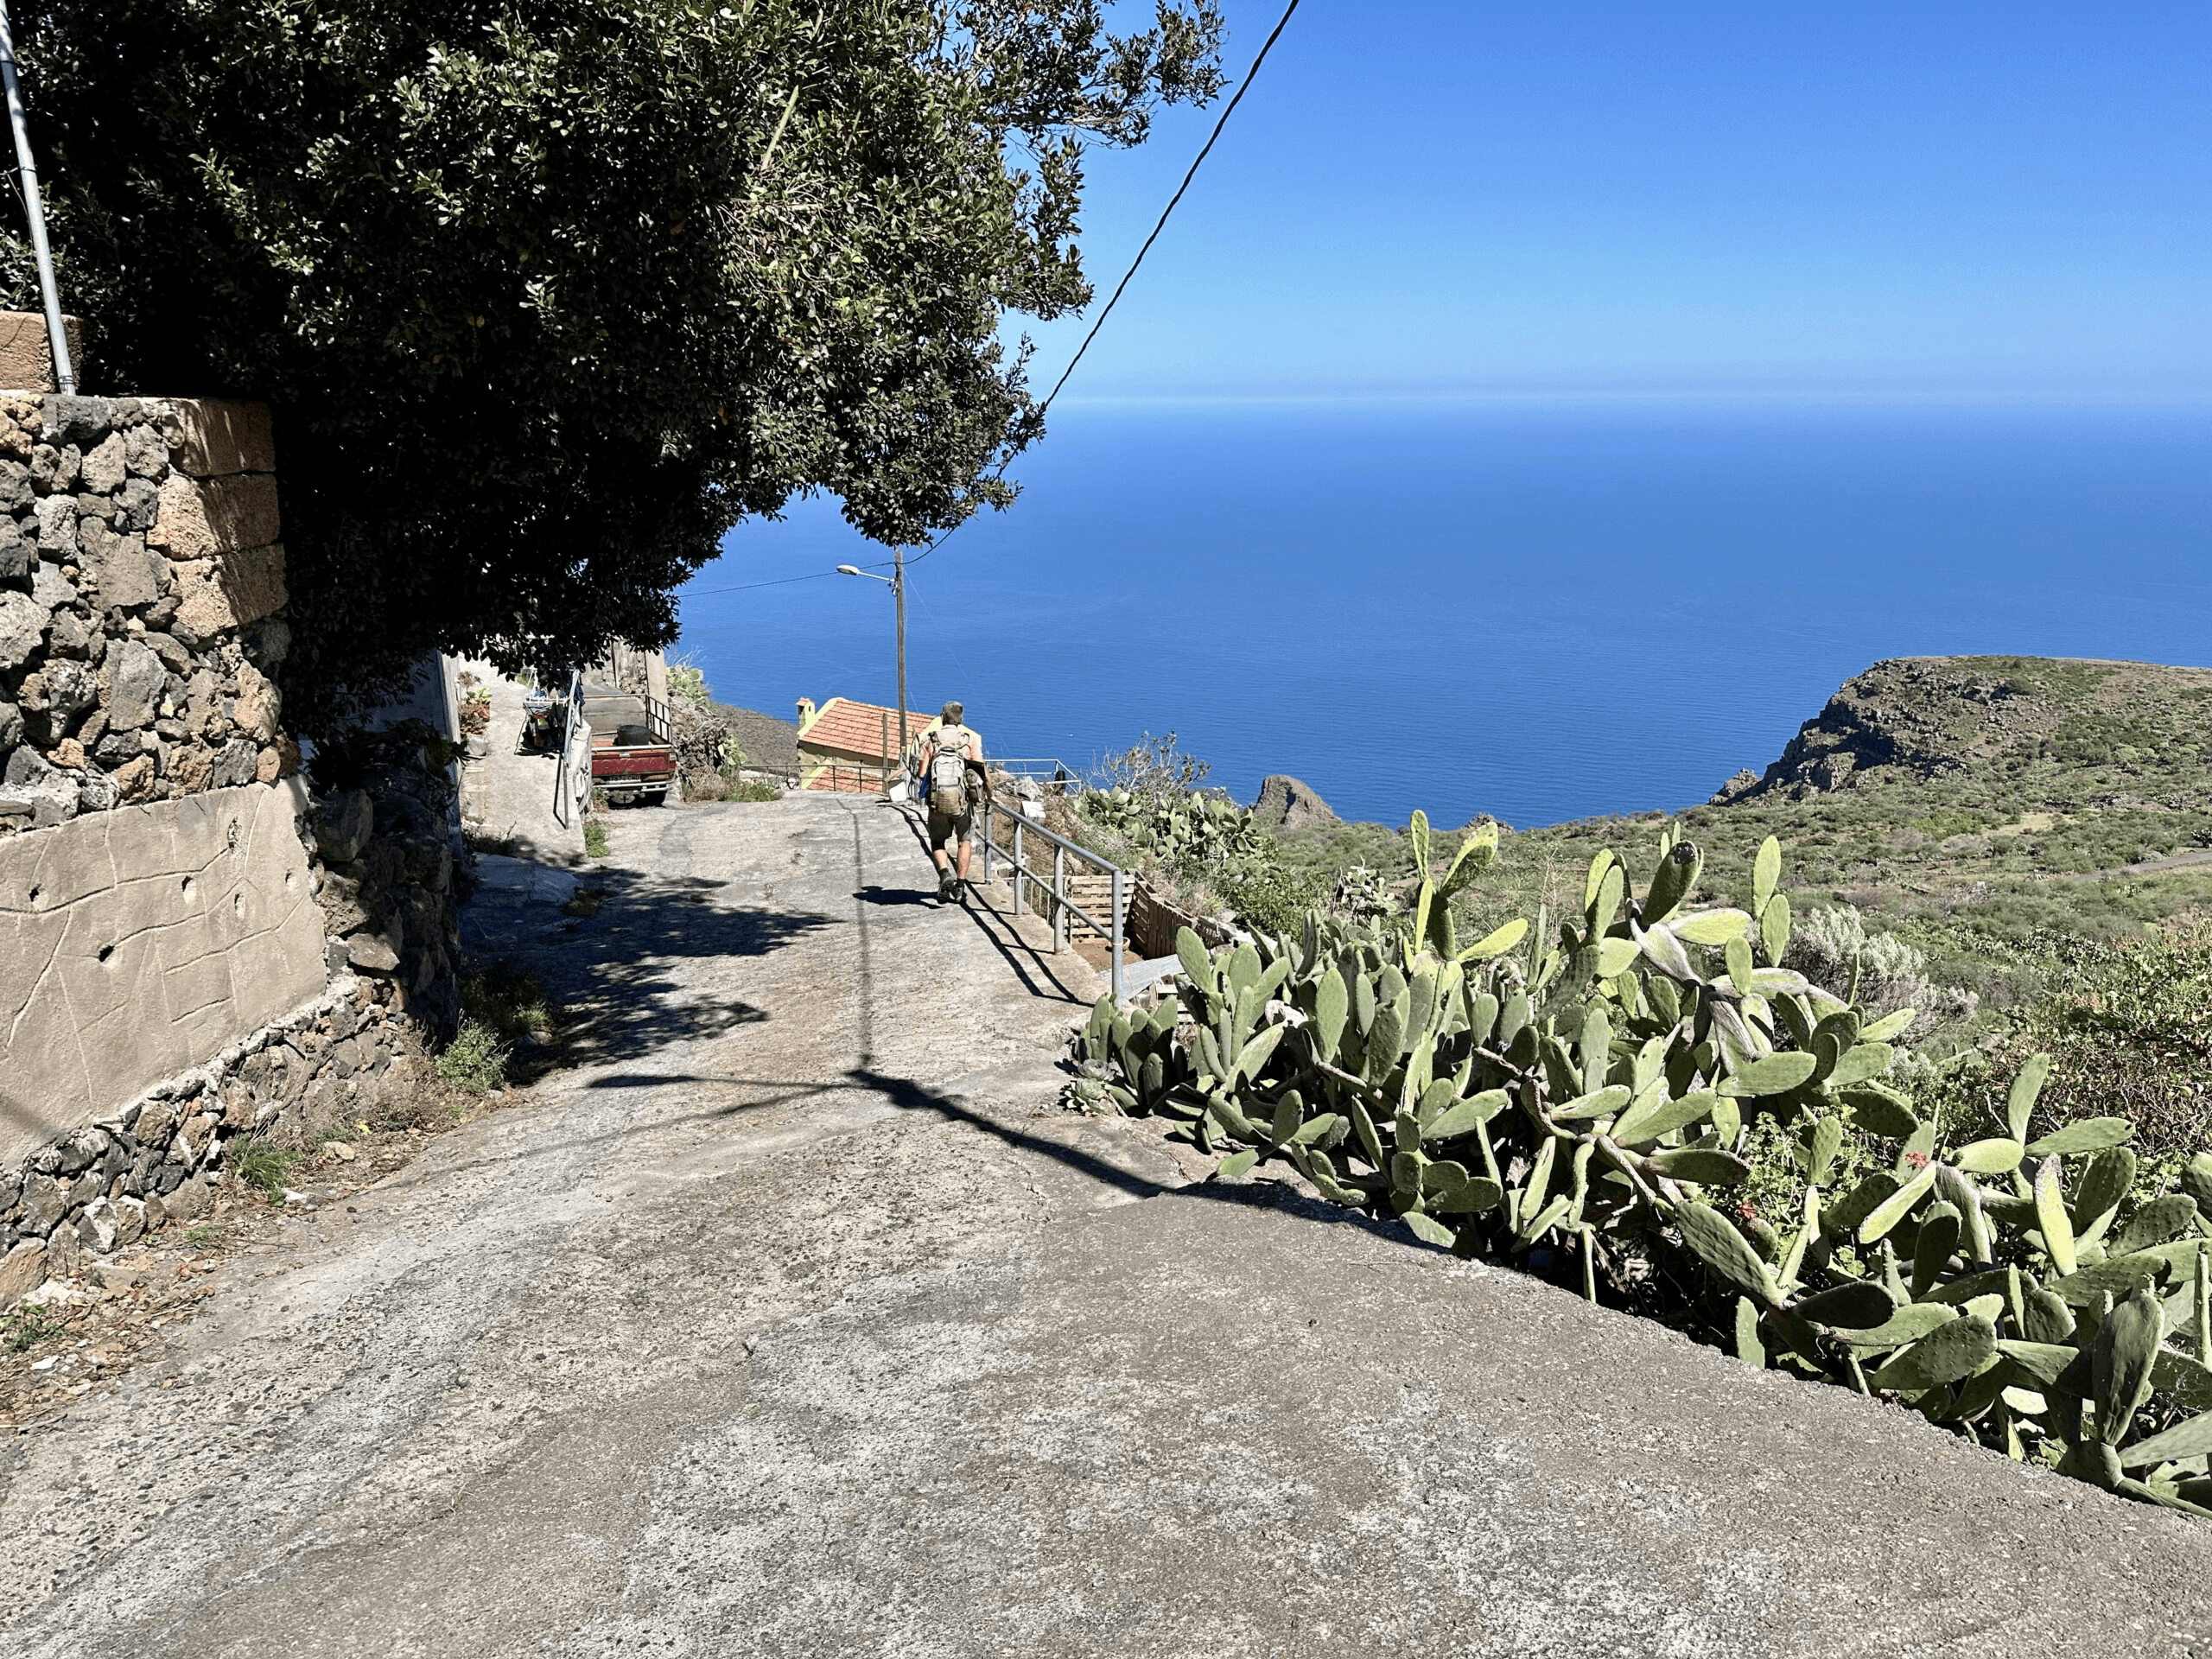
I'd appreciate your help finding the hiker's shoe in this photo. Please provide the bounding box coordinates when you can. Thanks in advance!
[938,873,956,903]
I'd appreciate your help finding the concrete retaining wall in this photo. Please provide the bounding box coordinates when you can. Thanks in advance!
[0,780,327,1168]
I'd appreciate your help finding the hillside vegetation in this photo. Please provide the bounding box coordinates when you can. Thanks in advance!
[1284,656,2212,927]
[1268,654,2212,1152]
[1068,658,2212,1512]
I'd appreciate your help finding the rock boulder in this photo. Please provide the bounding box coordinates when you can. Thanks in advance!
[1252,773,1339,833]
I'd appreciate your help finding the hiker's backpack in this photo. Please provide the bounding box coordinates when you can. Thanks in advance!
[929,728,971,814]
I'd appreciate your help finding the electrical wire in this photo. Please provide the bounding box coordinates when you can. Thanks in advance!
[906,0,1300,570]
[688,0,1300,599]
[679,556,893,601]
[1036,0,1302,418]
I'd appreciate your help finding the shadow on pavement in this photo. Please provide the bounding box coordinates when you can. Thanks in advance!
[847,1064,1383,1242]
[855,884,934,908]
[880,801,1094,1007]
[473,861,835,1069]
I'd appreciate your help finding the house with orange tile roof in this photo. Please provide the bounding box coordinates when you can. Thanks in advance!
[792,696,942,793]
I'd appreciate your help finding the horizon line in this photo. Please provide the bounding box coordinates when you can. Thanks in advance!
[1046,385,2212,410]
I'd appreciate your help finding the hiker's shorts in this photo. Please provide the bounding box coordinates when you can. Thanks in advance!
[927,804,974,851]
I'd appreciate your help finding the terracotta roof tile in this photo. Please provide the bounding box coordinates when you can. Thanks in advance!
[798,698,935,761]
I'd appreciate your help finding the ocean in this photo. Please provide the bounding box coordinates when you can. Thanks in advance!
[675,398,2212,830]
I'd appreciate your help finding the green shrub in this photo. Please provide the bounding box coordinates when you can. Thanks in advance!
[1072,818,2212,1516]
[1214,860,1319,942]
[1089,731,1211,797]
[669,661,711,708]
[2005,921,2212,1163]
[437,1020,508,1093]
[1079,766,1317,938]
[583,821,610,858]
[3,1303,67,1353]
[228,1141,298,1201]
[1912,808,1987,842]
[461,966,554,1045]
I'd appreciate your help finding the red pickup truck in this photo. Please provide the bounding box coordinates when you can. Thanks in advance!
[584,684,675,806]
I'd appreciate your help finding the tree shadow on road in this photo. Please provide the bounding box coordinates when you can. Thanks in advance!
[568,1058,1350,1230]
[843,1065,1391,1249]
[474,863,836,1069]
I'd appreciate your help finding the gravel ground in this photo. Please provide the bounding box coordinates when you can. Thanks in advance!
[3,791,2209,1658]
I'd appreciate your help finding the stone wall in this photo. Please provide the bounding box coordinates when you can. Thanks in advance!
[0,394,291,826]
[0,391,463,1304]
[0,971,424,1303]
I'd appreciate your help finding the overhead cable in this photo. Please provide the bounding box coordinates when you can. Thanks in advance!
[1035,0,1303,418]
[906,0,1301,570]
[690,0,1301,598]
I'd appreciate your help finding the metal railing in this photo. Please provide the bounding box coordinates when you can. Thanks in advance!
[990,758,1087,793]
[977,797,1128,1002]
[802,760,894,795]
[551,668,593,829]
[798,754,1083,798]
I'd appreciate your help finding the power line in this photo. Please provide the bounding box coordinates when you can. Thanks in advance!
[693,0,1300,595]
[1036,0,1302,417]
[679,556,891,601]
[907,0,1300,569]
[678,568,839,600]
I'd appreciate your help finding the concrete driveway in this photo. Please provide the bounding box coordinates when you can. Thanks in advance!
[2,792,2207,1657]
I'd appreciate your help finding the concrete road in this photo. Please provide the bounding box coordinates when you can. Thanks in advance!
[454,658,584,866]
[3,793,2209,1657]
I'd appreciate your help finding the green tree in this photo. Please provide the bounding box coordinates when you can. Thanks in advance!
[7,1,1222,724]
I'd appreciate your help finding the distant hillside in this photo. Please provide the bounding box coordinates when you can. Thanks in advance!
[714,704,799,774]
[1267,655,2212,1038]
[1712,656,2212,812]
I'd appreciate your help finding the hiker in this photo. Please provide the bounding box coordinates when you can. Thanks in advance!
[921,701,990,902]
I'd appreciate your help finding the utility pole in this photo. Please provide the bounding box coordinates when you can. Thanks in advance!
[893,546,908,765]
[836,551,912,782]
[0,2,73,395]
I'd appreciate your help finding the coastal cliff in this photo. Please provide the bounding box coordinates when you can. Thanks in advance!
[1711,654,2212,809]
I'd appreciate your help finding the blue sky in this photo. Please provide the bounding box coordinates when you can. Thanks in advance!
[1016,2,2211,400]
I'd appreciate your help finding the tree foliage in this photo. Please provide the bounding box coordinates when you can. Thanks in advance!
[7,0,1222,724]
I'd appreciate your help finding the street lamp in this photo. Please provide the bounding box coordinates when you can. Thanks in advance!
[836,554,908,768]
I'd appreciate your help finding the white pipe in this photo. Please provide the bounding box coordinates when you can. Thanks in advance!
[0,2,72,394]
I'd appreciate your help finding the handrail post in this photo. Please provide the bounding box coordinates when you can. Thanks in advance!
[1012,818,1024,918]
[1052,842,1065,954]
[981,801,994,882]
[1110,868,1125,1004]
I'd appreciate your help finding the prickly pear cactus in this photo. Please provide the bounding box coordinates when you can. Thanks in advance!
[1068,815,2212,1515]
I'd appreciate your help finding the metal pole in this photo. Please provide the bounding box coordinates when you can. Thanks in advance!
[1110,868,1125,1004]
[893,547,908,766]
[1052,842,1065,954]
[0,3,72,394]
[1012,818,1024,918]
[980,800,994,882]
[880,707,888,795]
